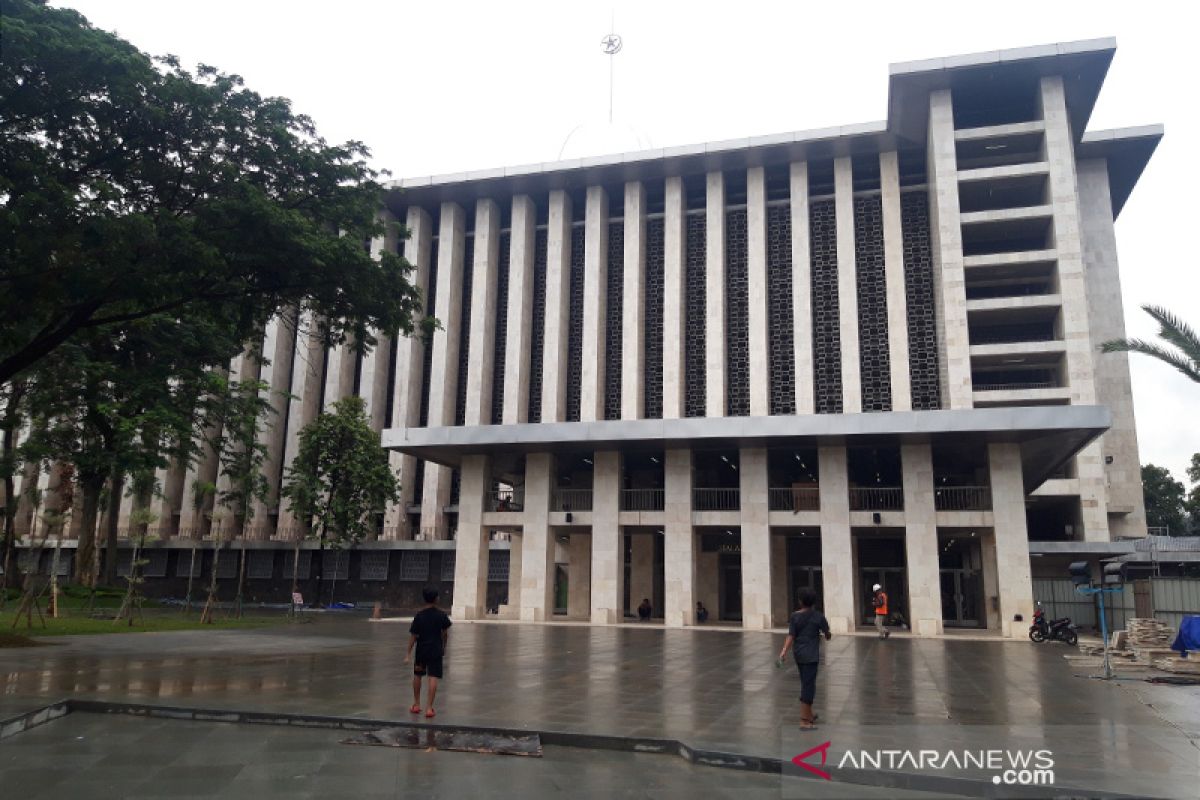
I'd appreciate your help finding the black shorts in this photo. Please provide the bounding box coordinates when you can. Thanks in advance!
[795,661,819,705]
[414,648,444,679]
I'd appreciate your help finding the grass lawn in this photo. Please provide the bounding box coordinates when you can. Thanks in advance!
[0,609,282,638]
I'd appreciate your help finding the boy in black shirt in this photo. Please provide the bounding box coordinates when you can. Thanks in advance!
[777,590,831,730]
[405,587,452,718]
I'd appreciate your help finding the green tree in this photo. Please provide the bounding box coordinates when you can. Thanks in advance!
[205,375,278,537]
[1141,464,1187,535]
[1185,453,1200,536]
[0,0,425,385]
[1102,306,1200,383]
[283,396,398,607]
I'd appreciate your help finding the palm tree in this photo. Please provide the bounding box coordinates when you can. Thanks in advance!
[1102,305,1200,383]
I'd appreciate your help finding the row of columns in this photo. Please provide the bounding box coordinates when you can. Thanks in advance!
[451,442,1034,636]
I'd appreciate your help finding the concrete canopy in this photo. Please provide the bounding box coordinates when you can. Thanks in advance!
[382,405,1110,493]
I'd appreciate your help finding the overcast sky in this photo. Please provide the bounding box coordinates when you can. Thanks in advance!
[57,0,1198,482]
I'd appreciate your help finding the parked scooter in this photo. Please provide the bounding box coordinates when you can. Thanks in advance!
[1029,602,1078,646]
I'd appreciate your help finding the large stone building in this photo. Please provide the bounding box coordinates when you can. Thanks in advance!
[12,39,1162,636]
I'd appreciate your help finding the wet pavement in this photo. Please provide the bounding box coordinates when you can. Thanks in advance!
[1,618,1197,797]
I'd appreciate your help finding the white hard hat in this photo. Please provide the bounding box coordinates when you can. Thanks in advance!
[872,584,882,591]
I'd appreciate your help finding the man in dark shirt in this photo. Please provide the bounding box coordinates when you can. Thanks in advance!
[405,586,452,718]
[777,590,831,730]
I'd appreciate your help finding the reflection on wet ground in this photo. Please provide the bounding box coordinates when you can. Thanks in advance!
[1,619,1196,797]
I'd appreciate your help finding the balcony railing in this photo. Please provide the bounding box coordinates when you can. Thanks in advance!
[849,487,904,511]
[551,488,592,512]
[974,380,1054,392]
[693,488,740,512]
[489,488,524,512]
[934,486,992,511]
[621,488,665,512]
[768,487,821,512]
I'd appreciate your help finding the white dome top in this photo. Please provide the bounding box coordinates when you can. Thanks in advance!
[557,120,653,161]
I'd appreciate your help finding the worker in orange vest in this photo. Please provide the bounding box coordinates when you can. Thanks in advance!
[872,583,890,639]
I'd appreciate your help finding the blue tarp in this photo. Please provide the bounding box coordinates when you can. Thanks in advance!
[1171,616,1200,657]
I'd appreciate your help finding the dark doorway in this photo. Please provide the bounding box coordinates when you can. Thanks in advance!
[939,534,984,628]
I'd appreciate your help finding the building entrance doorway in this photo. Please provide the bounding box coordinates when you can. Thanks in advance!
[719,553,742,622]
[855,534,908,627]
[939,535,984,628]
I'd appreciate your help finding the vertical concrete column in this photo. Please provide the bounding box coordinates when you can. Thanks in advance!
[567,533,592,619]
[629,534,654,616]
[705,172,726,416]
[541,191,573,423]
[927,88,972,408]
[988,442,1034,637]
[790,162,815,415]
[384,208,433,537]
[880,151,912,412]
[465,199,501,427]
[746,167,771,417]
[622,181,646,420]
[900,443,943,636]
[663,448,695,626]
[834,157,861,414]
[503,533,523,616]
[1040,76,1108,540]
[771,534,788,626]
[590,450,623,624]
[360,210,400,432]
[322,341,356,412]
[580,187,609,422]
[212,353,250,529]
[451,454,491,620]
[662,178,687,419]
[249,313,297,539]
[520,452,556,621]
[151,462,185,538]
[420,202,466,539]
[503,196,536,425]
[739,447,773,630]
[181,363,232,538]
[818,444,855,632]
[1077,159,1147,538]
[277,312,324,538]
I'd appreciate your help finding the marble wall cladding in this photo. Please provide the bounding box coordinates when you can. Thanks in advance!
[454,235,475,426]
[685,213,708,418]
[854,195,892,412]
[725,208,750,417]
[644,217,665,419]
[605,220,624,420]
[418,238,440,427]
[767,204,796,416]
[565,225,586,422]
[900,190,941,411]
[490,231,511,425]
[810,199,842,414]
[527,228,548,423]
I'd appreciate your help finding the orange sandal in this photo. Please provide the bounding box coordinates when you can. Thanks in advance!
[425,708,436,719]
[409,704,421,714]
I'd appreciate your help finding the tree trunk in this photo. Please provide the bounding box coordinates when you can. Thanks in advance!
[311,527,326,608]
[102,471,125,585]
[74,476,104,584]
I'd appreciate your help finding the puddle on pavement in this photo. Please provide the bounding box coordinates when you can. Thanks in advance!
[341,726,543,757]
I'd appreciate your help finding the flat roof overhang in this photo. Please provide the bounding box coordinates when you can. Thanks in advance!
[383,405,1110,493]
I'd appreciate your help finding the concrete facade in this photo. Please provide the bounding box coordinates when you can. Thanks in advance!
[38,40,1158,639]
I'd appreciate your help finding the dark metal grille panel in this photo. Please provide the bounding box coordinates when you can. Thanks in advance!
[810,199,842,414]
[605,220,624,420]
[565,226,586,422]
[767,204,795,414]
[418,238,440,427]
[175,548,203,578]
[490,232,511,424]
[854,195,892,412]
[320,549,349,581]
[247,550,274,579]
[487,550,510,582]
[216,549,240,579]
[684,213,707,418]
[359,551,390,581]
[401,550,430,581]
[454,235,475,427]
[901,191,941,410]
[643,217,665,419]
[725,208,750,416]
[141,549,168,578]
[450,468,460,505]
[440,550,456,581]
[527,229,548,422]
[283,550,312,580]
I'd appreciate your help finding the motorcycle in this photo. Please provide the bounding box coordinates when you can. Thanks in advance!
[1029,602,1078,646]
